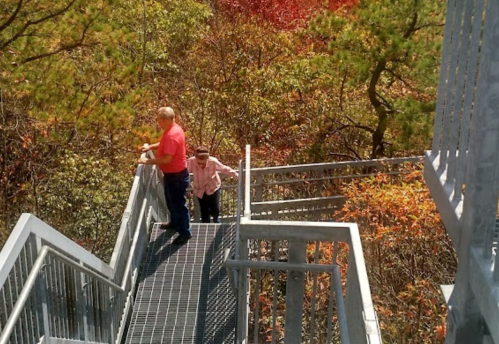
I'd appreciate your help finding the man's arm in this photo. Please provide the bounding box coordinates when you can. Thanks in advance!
[140,142,160,152]
[138,155,173,166]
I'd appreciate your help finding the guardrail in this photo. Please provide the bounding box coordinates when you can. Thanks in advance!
[0,144,409,344]
[424,0,499,343]
[0,150,167,344]
[225,145,383,344]
[247,156,422,221]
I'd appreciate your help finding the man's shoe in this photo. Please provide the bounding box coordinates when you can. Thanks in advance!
[160,222,176,230]
[172,234,192,245]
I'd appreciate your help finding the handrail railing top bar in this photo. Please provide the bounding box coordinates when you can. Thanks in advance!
[332,265,351,344]
[109,162,147,268]
[251,195,344,206]
[348,223,379,328]
[224,259,337,273]
[249,156,422,175]
[255,170,414,187]
[0,213,113,288]
[116,198,149,291]
[244,145,251,218]
[239,218,354,229]
[238,218,352,242]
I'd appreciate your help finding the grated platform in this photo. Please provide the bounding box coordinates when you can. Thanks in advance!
[125,223,237,344]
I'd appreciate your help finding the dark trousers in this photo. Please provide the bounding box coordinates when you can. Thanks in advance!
[197,189,221,223]
[163,169,191,238]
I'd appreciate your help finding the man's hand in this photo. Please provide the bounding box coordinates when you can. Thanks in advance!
[138,157,149,165]
[140,144,150,153]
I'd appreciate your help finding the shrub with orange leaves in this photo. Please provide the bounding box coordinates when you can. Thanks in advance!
[337,163,457,344]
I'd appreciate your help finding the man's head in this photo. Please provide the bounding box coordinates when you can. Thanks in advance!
[195,146,210,167]
[156,107,175,130]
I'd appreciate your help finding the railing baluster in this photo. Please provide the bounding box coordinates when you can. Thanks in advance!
[253,240,262,344]
[325,269,336,344]
[309,242,320,344]
[454,0,485,200]
[5,278,15,344]
[27,237,42,341]
[21,246,35,344]
[283,240,306,344]
[440,0,466,170]
[12,261,22,344]
[447,0,468,183]
[55,257,63,338]
[432,0,459,155]
[61,261,70,338]
[271,240,279,344]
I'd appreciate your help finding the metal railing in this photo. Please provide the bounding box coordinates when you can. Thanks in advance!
[248,156,421,221]
[188,151,420,223]
[0,143,397,344]
[0,150,167,344]
[225,145,383,344]
[424,0,499,343]
[425,0,492,249]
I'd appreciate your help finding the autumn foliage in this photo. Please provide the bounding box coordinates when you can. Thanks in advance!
[337,164,456,343]
[217,0,358,29]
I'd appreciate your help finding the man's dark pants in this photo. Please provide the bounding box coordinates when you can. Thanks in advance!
[197,188,221,223]
[163,169,191,238]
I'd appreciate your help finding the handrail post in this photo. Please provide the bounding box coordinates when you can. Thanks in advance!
[80,267,90,343]
[35,238,51,344]
[236,239,249,344]
[193,196,201,223]
[283,240,306,344]
[244,145,251,219]
[317,170,324,197]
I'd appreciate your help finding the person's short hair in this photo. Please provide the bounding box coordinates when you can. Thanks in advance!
[157,107,175,120]
[195,146,210,160]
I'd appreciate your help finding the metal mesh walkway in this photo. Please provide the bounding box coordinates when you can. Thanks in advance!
[124,223,237,344]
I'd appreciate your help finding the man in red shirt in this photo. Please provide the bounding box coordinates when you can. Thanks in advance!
[187,146,238,223]
[138,107,191,245]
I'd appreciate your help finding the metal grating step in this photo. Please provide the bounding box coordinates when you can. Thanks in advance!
[125,223,237,344]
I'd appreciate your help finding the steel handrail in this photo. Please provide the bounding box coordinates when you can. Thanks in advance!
[0,245,123,344]
[0,149,163,344]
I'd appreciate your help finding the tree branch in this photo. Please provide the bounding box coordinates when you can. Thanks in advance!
[0,0,24,33]
[21,11,97,64]
[0,0,78,50]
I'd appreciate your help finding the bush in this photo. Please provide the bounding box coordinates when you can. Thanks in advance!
[337,165,456,344]
[38,152,133,261]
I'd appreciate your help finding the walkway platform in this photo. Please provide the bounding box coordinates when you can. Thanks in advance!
[125,223,237,344]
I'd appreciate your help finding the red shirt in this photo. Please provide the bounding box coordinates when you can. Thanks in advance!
[157,123,187,173]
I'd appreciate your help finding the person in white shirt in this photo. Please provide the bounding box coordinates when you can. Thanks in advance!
[186,146,238,223]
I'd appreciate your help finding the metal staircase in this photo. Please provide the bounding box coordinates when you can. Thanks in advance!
[0,145,407,344]
[2,1,499,343]
[124,223,237,344]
